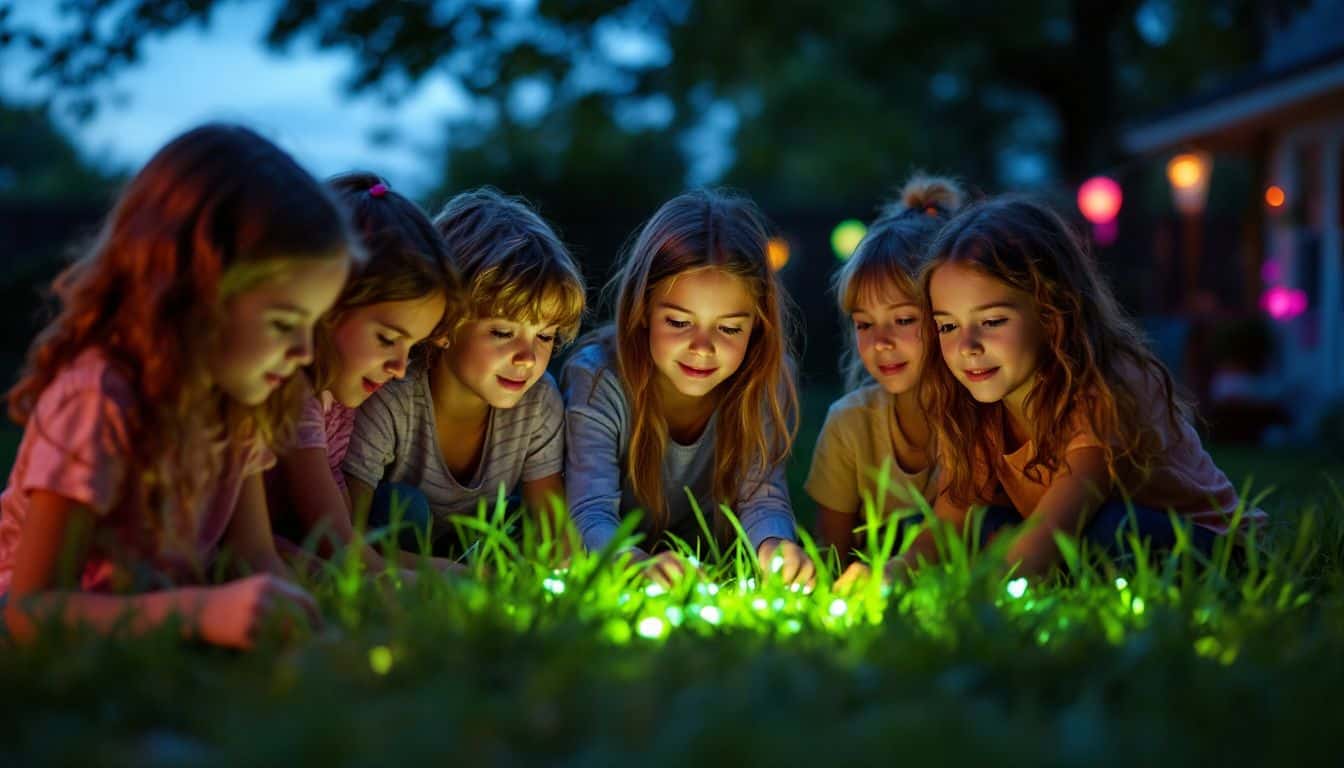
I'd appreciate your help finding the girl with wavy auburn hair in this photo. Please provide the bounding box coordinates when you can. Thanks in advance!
[341,187,585,556]
[806,174,963,564]
[841,196,1264,588]
[1,123,354,648]
[267,171,463,572]
[562,189,812,587]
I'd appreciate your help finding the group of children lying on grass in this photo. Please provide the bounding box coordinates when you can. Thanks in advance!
[0,123,1262,648]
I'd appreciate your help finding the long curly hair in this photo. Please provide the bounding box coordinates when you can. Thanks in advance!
[311,172,462,391]
[832,173,964,391]
[6,123,356,538]
[920,197,1190,506]
[582,189,799,541]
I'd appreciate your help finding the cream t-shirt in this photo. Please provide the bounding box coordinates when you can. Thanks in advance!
[805,384,936,519]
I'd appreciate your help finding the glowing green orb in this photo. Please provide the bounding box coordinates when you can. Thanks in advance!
[831,219,868,260]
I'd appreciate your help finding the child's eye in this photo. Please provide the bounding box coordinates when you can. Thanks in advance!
[896,316,919,326]
[718,326,743,336]
[936,322,957,334]
[853,321,872,332]
[664,318,691,330]
[537,332,556,344]
[376,334,396,348]
[983,317,1008,328]
[271,319,296,334]
[491,329,514,340]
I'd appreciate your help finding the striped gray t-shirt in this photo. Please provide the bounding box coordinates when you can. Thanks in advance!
[560,342,797,553]
[342,367,564,529]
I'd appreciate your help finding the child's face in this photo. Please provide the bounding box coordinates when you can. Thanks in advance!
[329,293,448,408]
[443,315,559,409]
[929,261,1045,410]
[647,267,757,399]
[851,281,925,395]
[211,257,350,406]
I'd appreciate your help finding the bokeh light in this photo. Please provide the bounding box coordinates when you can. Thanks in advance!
[831,219,867,260]
[1077,176,1123,224]
[767,237,790,271]
[1265,185,1286,209]
[1261,285,1308,321]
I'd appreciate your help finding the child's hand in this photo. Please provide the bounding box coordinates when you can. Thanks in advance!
[199,573,321,650]
[757,538,816,589]
[832,561,870,595]
[628,550,694,588]
[833,556,912,594]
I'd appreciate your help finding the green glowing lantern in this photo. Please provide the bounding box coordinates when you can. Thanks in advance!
[831,219,867,260]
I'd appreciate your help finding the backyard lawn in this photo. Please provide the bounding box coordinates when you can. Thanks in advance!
[0,395,1341,766]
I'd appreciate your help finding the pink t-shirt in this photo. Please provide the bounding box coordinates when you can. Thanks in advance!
[983,367,1266,535]
[0,349,274,594]
[279,391,355,491]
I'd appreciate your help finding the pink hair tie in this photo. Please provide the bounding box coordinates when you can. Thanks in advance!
[368,182,389,198]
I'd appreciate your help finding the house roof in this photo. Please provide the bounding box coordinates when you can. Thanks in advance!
[1122,45,1344,154]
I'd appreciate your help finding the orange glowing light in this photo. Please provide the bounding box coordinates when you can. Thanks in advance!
[1265,185,1285,208]
[1166,154,1207,189]
[767,237,790,271]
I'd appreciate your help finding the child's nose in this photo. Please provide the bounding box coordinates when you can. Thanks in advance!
[689,328,714,355]
[513,342,536,367]
[289,329,315,365]
[385,349,409,379]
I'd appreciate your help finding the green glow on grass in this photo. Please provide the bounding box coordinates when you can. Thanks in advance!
[665,606,684,627]
[1131,597,1146,615]
[828,599,848,618]
[542,577,566,595]
[1006,578,1028,599]
[644,584,666,598]
[368,646,393,675]
[699,605,722,625]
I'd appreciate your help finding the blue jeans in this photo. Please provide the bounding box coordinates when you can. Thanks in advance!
[977,499,1218,558]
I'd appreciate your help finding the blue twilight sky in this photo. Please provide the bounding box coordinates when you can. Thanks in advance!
[2,1,483,198]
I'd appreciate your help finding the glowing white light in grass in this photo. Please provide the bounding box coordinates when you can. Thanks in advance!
[771,597,786,611]
[695,582,720,597]
[368,645,393,675]
[743,578,757,591]
[542,577,566,595]
[699,605,722,625]
[637,616,666,639]
[782,619,802,634]
[1006,578,1028,599]
[665,606,684,627]
[1131,597,1146,615]
[644,583,666,598]
[1114,577,1128,590]
[790,583,802,593]
[828,599,848,618]
[752,597,768,611]
[686,555,701,568]
[771,555,785,574]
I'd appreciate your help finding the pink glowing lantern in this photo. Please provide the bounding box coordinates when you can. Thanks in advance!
[1077,176,1123,224]
[1261,286,1308,321]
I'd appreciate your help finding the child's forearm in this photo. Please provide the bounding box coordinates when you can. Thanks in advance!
[4,587,211,644]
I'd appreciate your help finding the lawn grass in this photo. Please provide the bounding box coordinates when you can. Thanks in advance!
[0,396,1342,766]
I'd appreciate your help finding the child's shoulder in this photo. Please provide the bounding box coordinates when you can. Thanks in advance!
[521,371,562,409]
[37,348,139,414]
[824,383,890,423]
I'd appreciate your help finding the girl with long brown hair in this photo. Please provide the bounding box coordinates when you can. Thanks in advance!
[562,189,813,586]
[1,123,353,647]
[841,196,1264,587]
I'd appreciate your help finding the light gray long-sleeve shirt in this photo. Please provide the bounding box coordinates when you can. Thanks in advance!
[560,342,797,553]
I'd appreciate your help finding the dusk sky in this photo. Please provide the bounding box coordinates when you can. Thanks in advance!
[3,1,479,197]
